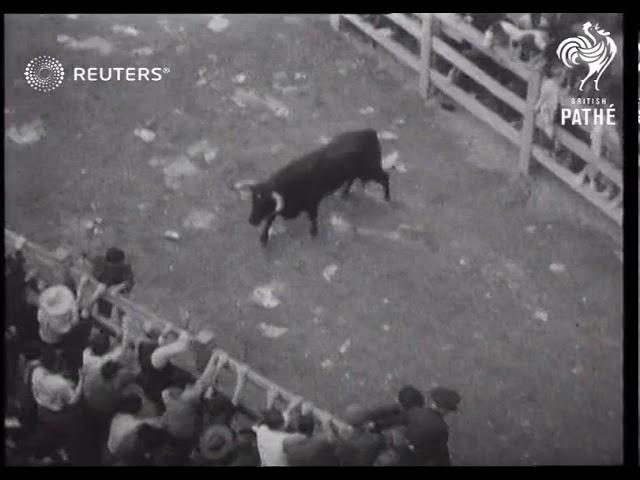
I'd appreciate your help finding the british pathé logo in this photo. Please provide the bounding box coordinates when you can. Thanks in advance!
[556,22,617,92]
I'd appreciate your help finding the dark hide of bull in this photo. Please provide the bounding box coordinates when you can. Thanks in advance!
[248,129,390,245]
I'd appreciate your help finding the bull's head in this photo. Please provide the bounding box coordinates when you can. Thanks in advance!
[248,184,284,226]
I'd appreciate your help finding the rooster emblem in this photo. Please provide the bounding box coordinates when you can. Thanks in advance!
[556,21,617,92]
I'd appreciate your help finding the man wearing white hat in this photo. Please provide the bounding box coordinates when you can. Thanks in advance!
[37,285,80,345]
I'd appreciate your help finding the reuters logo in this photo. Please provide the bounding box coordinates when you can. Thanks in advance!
[24,56,65,92]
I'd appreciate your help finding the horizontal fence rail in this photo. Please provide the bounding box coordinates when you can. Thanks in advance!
[4,228,353,434]
[333,13,623,226]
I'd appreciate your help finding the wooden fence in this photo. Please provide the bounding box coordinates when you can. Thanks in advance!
[4,228,353,434]
[333,13,623,226]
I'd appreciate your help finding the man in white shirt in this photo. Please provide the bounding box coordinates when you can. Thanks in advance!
[252,408,306,466]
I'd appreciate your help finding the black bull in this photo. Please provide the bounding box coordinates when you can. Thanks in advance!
[246,129,390,245]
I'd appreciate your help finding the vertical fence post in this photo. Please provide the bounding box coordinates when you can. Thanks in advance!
[519,67,542,174]
[419,13,434,99]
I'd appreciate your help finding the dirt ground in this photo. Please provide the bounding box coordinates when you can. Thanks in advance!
[4,14,623,465]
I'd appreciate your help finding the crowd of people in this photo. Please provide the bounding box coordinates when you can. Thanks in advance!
[358,13,622,206]
[5,236,461,466]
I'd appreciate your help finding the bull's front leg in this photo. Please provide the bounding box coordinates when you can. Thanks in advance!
[307,205,319,238]
[260,214,277,246]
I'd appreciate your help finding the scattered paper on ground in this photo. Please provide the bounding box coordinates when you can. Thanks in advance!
[549,263,566,274]
[233,73,247,84]
[164,230,180,241]
[132,46,153,56]
[57,34,114,55]
[183,209,217,230]
[251,281,285,309]
[268,223,287,238]
[258,322,289,339]
[66,14,79,20]
[382,151,407,172]
[533,309,548,322]
[7,119,45,145]
[338,339,351,355]
[379,131,398,141]
[321,358,335,370]
[112,24,139,37]
[134,128,156,143]
[318,136,330,145]
[359,106,375,115]
[323,264,338,282]
[186,139,218,163]
[163,156,199,190]
[208,15,230,32]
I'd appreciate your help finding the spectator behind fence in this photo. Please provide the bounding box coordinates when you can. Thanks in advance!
[92,247,135,318]
[105,395,166,465]
[283,413,341,466]
[253,408,308,466]
[23,347,86,461]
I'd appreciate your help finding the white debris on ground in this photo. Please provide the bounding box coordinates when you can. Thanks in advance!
[382,324,390,332]
[195,329,216,344]
[263,95,290,118]
[533,309,548,322]
[132,46,153,56]
[378,131,399,141]
[268,223,287,238]
[164,230,181,241]
[382,151,408,173]
[112,24,140,37]
[7,119,45,145]
[459,257,469,266]
[359,106,375,115]
[233,73,247,84]
[134,127,156,143]
[57,34,114,55]
[317,136,330,145]
[320,358,335,370]
[294,72,307,80]
[207,14,230,32]
[163,156,199,190]
[258,322,289,339]
[186,139,218,163]
[392,117,405,126]
[338,339,351,355]
[231,88,264,109]
[376,28,394,37]
[183,209,217,230]
[66,14,79,19]
[525,225,537,234]
[250,281,285,309]
[322,264,338,282]
[549,263,566,274]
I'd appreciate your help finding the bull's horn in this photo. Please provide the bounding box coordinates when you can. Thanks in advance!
[234,180,257,191]
[272,191,284,213]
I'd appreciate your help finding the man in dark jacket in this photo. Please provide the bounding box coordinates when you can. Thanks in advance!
[347,385,460,466]
[91,247,135,318]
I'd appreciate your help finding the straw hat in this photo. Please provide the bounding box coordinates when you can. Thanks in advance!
[199,425,236,461]
[37,286,78,342]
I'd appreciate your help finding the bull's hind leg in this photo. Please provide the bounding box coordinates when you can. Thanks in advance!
[375,170,391,201]
[307,205,319,238]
